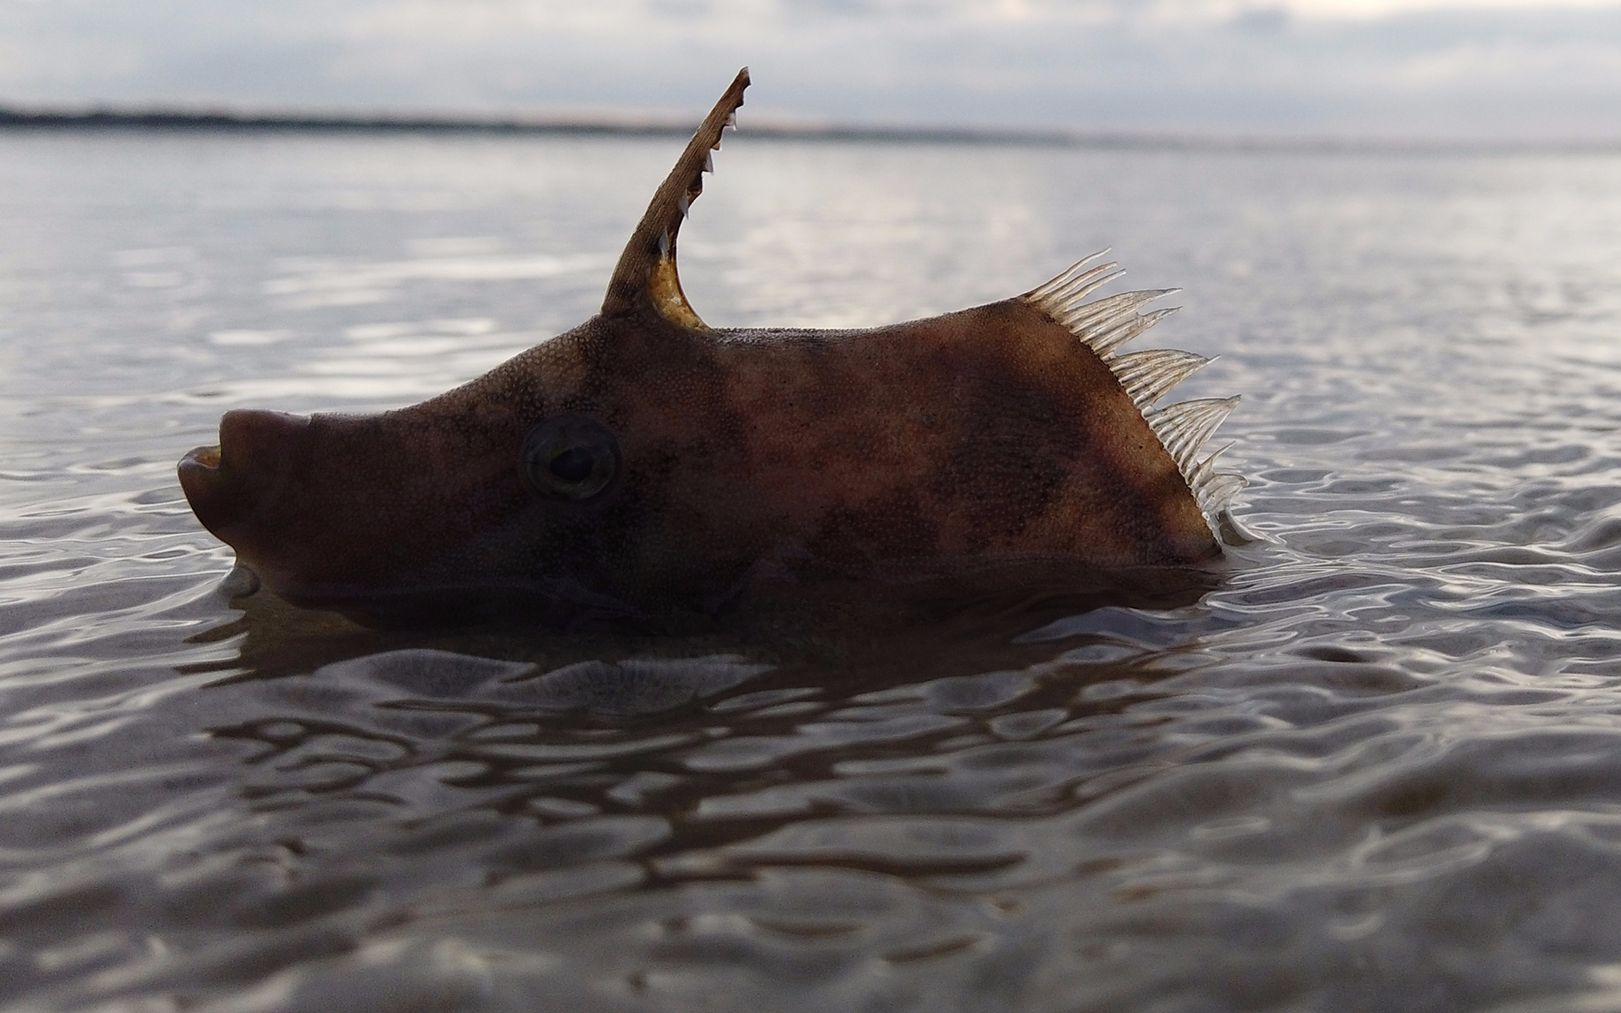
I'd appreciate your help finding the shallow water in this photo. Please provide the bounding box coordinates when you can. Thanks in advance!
[2,129,1619,1011]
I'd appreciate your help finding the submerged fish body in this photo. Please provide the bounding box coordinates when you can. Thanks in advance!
[178,69,1243,623]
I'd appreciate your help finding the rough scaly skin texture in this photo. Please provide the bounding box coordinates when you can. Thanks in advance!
[178,69,1238,624]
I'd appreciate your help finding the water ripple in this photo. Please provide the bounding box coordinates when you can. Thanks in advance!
[1,133,1620,1011]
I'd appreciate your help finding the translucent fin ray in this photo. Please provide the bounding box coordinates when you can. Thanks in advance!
[1150,396,1241,470]
[1197,474,1248,519]
[1021,257,1244,534]
[1028,250,1111,301]
[1111,348,1211,407]
[1185,440,1234,493]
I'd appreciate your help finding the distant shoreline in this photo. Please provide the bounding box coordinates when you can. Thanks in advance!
[0,106,1078,146]
[2,106,1617,156]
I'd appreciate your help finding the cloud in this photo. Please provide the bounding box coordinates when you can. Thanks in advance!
[1227,6,1291,33]
[1,0,1619,140]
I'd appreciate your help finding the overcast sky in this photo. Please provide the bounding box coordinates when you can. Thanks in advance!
[3,0,1620,141]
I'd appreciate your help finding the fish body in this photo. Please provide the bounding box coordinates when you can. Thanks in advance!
[179,69,1242,624]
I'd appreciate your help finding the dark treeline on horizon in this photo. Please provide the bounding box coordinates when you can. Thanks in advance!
[2,104,1616,155]
[0,104,1077,147]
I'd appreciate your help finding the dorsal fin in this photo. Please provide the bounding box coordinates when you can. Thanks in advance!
[601,68,749,328]
[1023,255,1246,532]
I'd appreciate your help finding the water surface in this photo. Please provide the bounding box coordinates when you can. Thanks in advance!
[2,130,1620,1011]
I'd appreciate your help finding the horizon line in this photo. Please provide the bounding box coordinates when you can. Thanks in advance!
[3,102,1619,156]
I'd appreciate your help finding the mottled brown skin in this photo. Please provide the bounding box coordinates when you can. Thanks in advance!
[179,69,1219,625]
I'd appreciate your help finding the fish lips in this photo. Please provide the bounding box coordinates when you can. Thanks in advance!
[178,409,311,543]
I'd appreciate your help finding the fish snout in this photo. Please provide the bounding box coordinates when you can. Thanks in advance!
[178,409,311,537]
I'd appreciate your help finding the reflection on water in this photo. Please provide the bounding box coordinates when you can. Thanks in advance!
[1,131,1620,1010]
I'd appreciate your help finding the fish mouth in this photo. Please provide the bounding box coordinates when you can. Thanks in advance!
[177,410,310,538]
[178,441,238,536]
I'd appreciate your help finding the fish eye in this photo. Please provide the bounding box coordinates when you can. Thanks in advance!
[522,414,620,501]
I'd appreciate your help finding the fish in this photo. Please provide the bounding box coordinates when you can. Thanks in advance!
[177,68,1243,626]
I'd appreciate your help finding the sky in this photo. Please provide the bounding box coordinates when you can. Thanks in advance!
[3,0,1620,142]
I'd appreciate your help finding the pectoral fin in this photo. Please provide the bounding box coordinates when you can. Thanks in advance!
[601,67,750,328]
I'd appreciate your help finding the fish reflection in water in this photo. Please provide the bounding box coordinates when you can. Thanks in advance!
[24,548,1200,1010]
[196,554,1223,710]
[141,553,1227,1009]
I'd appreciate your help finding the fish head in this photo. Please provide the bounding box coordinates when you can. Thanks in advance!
[177,305,795,621]
[175,329,634,619]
